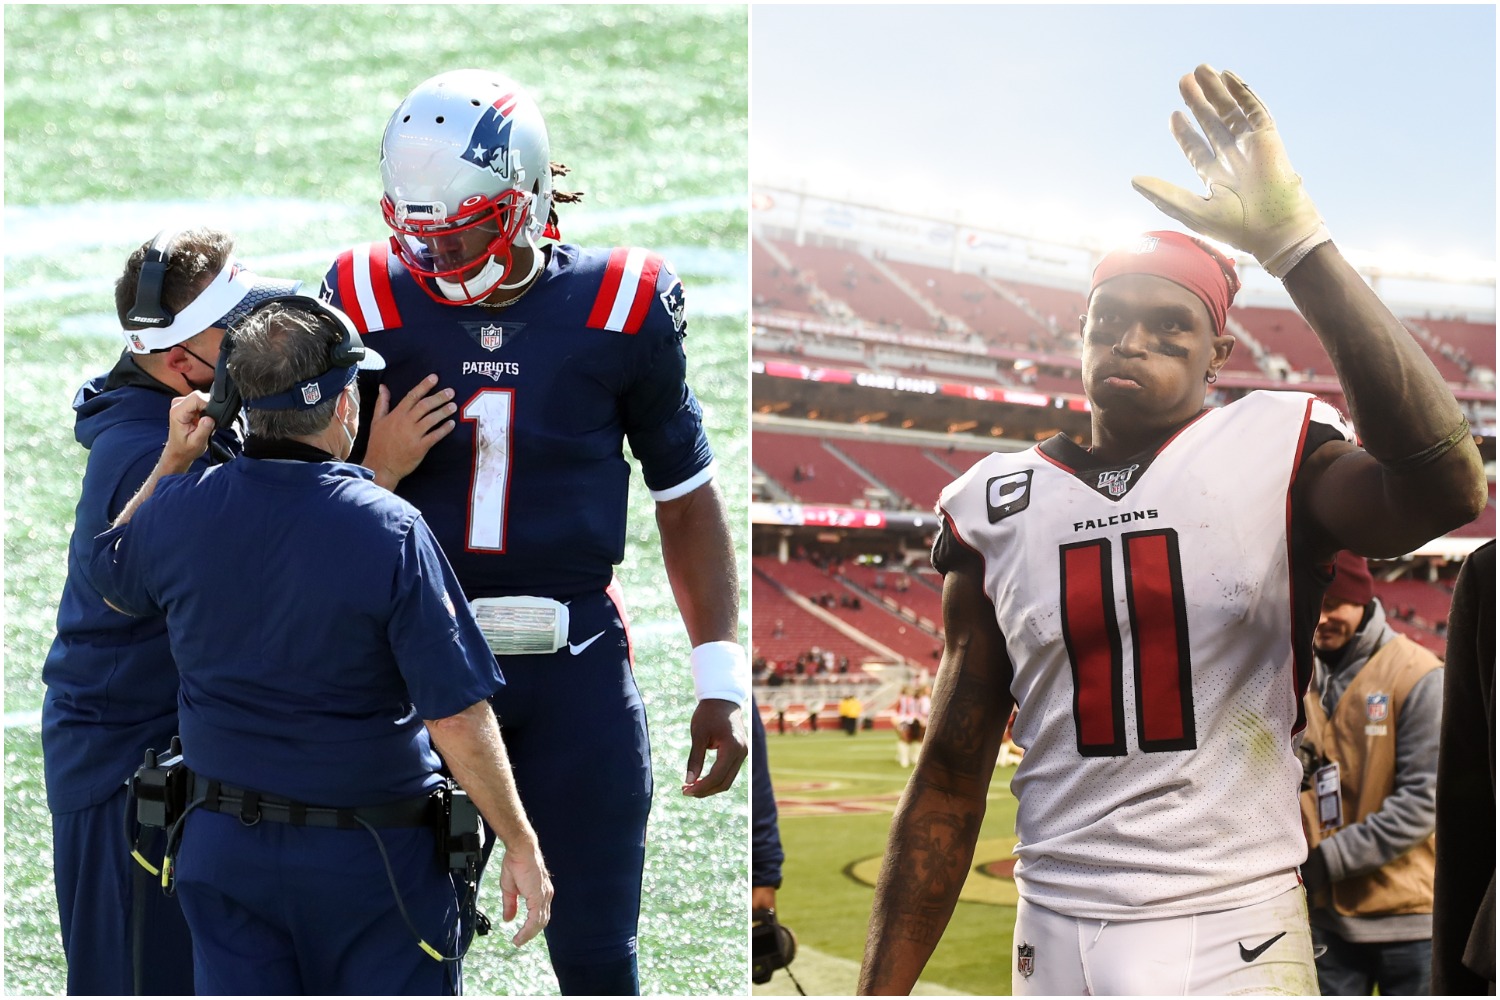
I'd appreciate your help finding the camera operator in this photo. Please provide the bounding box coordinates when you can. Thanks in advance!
[90,297,551,993]
[752,698,798,990]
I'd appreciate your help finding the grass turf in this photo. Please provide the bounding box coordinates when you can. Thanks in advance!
[755,728,1021,996]
[3,4,748,995]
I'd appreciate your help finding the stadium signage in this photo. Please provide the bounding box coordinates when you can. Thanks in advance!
[855,372,939,394]
[753,358,1091,411]
[752,502,912,529]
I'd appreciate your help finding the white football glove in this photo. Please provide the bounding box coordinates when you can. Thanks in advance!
[1131,64,1331,279]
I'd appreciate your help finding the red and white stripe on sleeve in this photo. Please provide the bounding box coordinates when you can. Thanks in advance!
[332,240,402,333]
[586,247,664,334]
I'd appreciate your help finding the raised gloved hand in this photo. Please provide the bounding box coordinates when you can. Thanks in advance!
[1132,64,1331,278]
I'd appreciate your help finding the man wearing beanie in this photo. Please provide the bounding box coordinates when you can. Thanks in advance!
[1300,552,1443,995]
[862,65,1485,996]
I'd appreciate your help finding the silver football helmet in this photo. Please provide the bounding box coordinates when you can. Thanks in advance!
[380,69,554,304]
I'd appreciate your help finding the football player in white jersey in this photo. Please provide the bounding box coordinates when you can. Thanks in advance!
[858,65,1486,996]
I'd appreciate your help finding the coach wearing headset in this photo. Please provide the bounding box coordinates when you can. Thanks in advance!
[88,296,552,994]
[40,227,298,994]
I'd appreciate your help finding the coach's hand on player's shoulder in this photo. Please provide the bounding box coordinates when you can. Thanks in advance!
[364,374,457,491]
[1131,64,1331,278]
[499,834,553,947]
[682,698,748,798]
[161,390,217,472]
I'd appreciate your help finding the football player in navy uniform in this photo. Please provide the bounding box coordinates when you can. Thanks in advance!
[859,65,1486,995]
[321,69,747,996]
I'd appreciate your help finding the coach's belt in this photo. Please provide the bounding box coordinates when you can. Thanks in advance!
[191,775,435,829]
[470,596,569,655]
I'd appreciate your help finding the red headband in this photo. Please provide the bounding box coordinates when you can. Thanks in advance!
[1091,231,1241,334]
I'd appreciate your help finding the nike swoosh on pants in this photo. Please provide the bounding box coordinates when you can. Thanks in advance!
[569,630,606,655]
[1238,931,1287,962]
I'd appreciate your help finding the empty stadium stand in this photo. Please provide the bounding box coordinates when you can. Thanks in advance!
[754,557,942,667]
[751,568,866,668]
[752,430,882,505]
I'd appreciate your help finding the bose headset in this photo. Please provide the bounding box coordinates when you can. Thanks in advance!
[124,229,179,329]
[203,294,368,431]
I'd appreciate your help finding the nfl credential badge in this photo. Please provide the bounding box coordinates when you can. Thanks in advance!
[1365,692,1390,736]
[1017,942,1035,979]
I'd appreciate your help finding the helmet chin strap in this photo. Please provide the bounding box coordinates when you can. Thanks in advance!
[434,245,544,304]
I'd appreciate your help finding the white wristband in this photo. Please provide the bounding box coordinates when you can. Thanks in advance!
[1261,224,1333,280]
[690,641,750,706]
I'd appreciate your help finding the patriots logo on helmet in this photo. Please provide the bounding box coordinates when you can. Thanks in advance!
[301,382,322,405]
[461,94,519,178]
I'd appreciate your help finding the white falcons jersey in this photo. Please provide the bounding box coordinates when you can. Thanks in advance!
[936,391,1352,920]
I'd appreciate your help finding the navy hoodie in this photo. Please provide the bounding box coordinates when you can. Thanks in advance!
[40,352,240,813]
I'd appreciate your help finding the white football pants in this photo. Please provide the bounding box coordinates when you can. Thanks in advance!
[1011,885,1317,996]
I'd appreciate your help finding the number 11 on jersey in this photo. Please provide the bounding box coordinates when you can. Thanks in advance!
[462,389,515,552]
[1059,528,1196,757]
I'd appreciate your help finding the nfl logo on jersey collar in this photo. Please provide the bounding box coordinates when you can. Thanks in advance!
[462,320,524,352]
[1096,463,1140,498]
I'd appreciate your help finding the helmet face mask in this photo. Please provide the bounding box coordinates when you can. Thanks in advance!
[380,70,553,305]
[383,190,531,301]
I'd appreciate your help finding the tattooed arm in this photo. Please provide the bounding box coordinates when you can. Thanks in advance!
[858,552,1014,995]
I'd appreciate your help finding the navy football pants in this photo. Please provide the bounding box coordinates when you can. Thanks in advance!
[490,586,653,995]
[174,809,458,995]
[51,782,195,995]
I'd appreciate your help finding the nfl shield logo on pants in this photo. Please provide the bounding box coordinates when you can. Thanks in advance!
[1017,942,1035,979]
[1366,693,1390,723]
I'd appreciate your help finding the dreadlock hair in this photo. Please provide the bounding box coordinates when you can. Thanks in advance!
[548,161,584,230]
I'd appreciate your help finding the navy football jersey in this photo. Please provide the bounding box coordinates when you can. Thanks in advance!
[322,241,714,598]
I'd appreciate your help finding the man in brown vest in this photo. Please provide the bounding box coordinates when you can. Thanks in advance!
[1300,551,1443,995]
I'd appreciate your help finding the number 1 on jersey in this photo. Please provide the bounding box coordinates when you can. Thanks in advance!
[461,389,515,551]
[1059,528,1196,756]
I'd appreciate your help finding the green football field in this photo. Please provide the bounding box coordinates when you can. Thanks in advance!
[3,5,748,996]
[753,729,1021,997]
